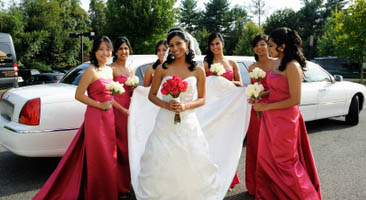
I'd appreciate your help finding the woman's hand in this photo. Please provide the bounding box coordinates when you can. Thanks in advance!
[99,100,112,111]
[233,81,243,87]
[253,102,268,112]
[167,100,184,113]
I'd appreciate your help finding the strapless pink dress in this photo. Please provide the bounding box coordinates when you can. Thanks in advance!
[255,72,321,199]
[33,79,118,200]
[206,68,240,189]
[245,74,269,195]
[113,75,132,196]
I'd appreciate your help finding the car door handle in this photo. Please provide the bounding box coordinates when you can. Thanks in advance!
[319,88,327,92]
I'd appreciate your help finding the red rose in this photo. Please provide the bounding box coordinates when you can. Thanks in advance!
[172,75,181,82]
[167,79,176,87]
[182,81,188,91]
[171,87,179,95]
[163,82,171,91]
[161,87,169,95]
[177,82,185,91]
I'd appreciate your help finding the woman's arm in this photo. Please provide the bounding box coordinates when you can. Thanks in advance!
[75,66,111,110]
[112,99,129,116]
[253,61,302,111]
[230,59,243,87]
[203,61,209,74]
[143,66,153,87]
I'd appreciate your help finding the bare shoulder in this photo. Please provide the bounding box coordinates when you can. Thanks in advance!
[228,59,238,67]
[195,65,205,77]
[285,60,302,76]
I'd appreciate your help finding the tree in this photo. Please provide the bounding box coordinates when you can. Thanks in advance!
[180,0,201,33]
[0,0,90,71]
[88,0,106,35]
[233,21,263,56]
[263,8,298,34]
[296,0,324,59]
[105,0,178,54]
[323,0,347,19]
[251,0,266,27]
[225,6,250,55]
[201,0,231,34]
[318,0,366,64]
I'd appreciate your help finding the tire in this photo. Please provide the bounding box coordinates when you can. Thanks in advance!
[345,95,359,126]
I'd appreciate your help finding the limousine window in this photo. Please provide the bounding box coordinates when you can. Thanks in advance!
[304,63,332,82]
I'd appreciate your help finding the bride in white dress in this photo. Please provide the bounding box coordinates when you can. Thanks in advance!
[136,29,219,199]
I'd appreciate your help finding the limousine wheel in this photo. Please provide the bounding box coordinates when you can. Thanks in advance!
[345,95,359,126]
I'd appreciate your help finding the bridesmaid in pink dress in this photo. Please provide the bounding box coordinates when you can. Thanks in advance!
[143,39,168,87]
[203,32,242,191]
[110,37,133,199]
[252,27,321,199]
[245,35,279,196]
[33,36,118,200]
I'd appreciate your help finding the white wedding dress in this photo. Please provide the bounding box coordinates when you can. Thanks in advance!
[129,76,252,200]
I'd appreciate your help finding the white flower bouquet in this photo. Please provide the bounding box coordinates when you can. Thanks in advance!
[106,81,125,96]
[245,82,265,119]
[210,63,226,76]
[249,67,266,82]
[125,75,139,88]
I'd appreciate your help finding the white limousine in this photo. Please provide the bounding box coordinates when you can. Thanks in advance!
[0,55,365,157]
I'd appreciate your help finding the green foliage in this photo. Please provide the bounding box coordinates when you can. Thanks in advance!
[202,0,231,34]
[318,0,366,64]
[264,8,298,34]
[105,0,178,54]
[0,0,90,71]
[180,0,201,33]
[233,21,263,56]
[88,0,106,35]
[194,28,209,55]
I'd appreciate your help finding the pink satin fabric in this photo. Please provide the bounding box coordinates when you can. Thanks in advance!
[255,72,321,199]
[206,68,240,189]
[113,75,132,196]
[205,68,234,81]
[245,75,269,195]
[33,79,118,200]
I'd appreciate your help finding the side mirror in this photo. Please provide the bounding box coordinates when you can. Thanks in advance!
[6,53,12,58]
[334,74,343,82]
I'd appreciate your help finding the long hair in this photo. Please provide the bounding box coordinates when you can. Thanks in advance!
[162,28,196,71]
[90,35,113,69]
[112,37,133,62]
[269,27,306,71]
[152,39,168,70]
[204,32,224,69]
[251,34,268,62]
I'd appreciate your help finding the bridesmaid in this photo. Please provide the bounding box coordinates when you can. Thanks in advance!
[110,37,133,199]
[203,32,242,87]
[143,39,168,87]
[245,34,279,196]
[252,27,321,199]
[33,36,117,200]
[203,32,242,191]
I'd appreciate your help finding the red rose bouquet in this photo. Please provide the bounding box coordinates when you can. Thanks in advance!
[160,75,189,124]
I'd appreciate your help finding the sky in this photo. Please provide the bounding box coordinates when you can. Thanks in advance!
[2,0,304,22]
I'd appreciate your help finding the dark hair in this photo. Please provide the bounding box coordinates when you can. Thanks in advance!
[90,35,113,69]
[162,28,196,71]
[252,34,269,62]
[204,33,224,69]
[112,37,133,62]
[269,27,306,71]
[152,39,168,70]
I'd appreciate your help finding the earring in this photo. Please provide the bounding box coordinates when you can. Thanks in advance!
[186,48,189,55]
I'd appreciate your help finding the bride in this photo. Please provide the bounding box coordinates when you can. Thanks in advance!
[136,29,219,199]
[129,28,251,200]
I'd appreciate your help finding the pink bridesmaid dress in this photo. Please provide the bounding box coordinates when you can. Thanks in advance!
[255,71,321,199]
[33,78,118,200]
[245,74,268,195]
[206,68,240,189]
[113,75,132,196]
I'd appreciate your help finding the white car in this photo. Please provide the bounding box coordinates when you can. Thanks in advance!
[0,55,365,157]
